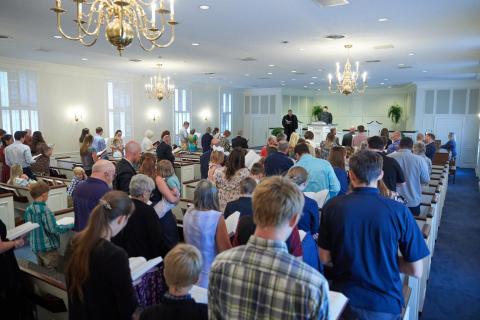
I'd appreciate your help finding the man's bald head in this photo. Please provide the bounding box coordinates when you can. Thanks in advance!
[211,138,220,146]
[91,160,116,186]
[125,141,141,163]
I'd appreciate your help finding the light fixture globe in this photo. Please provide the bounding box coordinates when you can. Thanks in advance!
[106,18,134,55]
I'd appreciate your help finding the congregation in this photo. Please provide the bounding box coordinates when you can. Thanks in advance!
[0,120,458,320]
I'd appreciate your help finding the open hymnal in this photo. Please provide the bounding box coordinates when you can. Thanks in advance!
[56,216,74,226]
[32,154,43,161]
[129,256,163,282]
[225,211,240,237]
[96,148,108,157]
[7,222,39,240]
[191,285,208,304]
[298,230,307,242]
[153,141,160,147]
[172,147,182,154]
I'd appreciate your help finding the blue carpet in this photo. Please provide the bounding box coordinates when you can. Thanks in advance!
[422,169,480,319]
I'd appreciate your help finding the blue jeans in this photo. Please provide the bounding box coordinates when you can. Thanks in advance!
[341,305,401,320]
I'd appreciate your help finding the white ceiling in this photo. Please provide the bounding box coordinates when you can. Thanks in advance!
[0,0,479,89]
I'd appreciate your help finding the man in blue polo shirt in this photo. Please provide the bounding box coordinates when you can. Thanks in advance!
[264,140,294,176]
[319,150,429,320]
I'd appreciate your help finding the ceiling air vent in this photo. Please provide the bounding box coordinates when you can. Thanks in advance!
[35,48,52,53]
[325,34,345,40]
[398,65,413,69]
[203,72,215,75]
[0,35,12,39]
[313,0,349,7]
[257,77,270,80]
[129,58,142,62]
[373,44,394,50]
[365,59,381,63]
[239,57,257,62]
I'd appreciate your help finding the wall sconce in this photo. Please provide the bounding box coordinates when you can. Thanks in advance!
[201,109,211,121]
[149,109,161,122]
[73,112,83,122]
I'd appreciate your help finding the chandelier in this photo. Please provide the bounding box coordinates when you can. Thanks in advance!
[328,44,367,95]
[51,0,178,55]
[145,64,175,101]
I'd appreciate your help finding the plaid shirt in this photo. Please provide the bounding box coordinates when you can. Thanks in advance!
[208,236,329,320]
[67,176,84,197]
[23,201,72,253]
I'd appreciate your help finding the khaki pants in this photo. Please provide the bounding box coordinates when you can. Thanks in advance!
[36,250,59,270]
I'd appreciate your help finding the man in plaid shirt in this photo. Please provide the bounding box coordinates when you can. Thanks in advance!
[23,181,73,270]
[208,176,329,319]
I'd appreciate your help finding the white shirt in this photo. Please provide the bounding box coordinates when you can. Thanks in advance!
[141,137,155,153]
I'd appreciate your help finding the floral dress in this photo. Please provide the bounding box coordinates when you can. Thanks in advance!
[214,167,250,212]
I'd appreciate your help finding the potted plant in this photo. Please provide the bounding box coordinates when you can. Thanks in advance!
[388,104,402,124]
[312,105,322,121]
[271,127,284,137]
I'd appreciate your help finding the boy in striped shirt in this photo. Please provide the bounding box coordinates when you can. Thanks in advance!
[23,181,73,270]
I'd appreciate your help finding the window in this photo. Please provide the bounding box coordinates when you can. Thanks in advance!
[0,69,38,133]
[174,88,191,144]
[107,81,133,140]
[220,92,232,132]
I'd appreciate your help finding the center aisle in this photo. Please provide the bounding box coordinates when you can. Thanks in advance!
[422,169,480,319]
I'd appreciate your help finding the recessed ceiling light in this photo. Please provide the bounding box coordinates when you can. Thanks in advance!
[378,17,388,22]
[129,58,142,62]
[380,82,385,85]
[209,76,215,79]
[398,63,405,67]
[291,70,297,73]
[281,40,289,44]
[192,42,200,46]
[0,35,12,39]
[325,34,345,40]
[267,72,273,75]
[422,70,428,73]
[244,73,250,77]
[199,5,210,10]
[312,76,318,79]
[299,48,305,51]
[291,78,296,81]
[81,58,88,61]
[303,86,308,88]
[384,78,389,81]
[408,52,415,56]
[317,89,321,91]
[388,86,392,88]
[53,35,62,39]
[309,82,315,85]
[268,64,275,67]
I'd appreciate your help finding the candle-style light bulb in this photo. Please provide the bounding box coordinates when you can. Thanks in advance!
[151,1,156,26]
[328,73,333,85]
[362,72,367,82]
[356,61,359,74]
[170,0,175,20]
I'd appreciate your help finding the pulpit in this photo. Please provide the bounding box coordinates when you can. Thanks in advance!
[307,122,336,146]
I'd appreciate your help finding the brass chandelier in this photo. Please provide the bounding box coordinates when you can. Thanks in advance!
[51,0,178,55]
[328,44,368,95]
[145,64,175,101]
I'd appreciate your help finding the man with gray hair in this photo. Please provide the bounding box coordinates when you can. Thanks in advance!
[73,159,115,231]
[112,174,169,259]
[264,140,294,176]
[114,141,141,193]
[232,129,249,149]
[413,141,432,174]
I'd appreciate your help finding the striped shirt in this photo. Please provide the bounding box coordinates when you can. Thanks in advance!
[23,201,72,253]
[208,236,330,320]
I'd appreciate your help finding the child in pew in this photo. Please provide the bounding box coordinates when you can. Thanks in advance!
[153,160,181,219]
[250,162,265,183]
[140,244,208,320]
[8,164,36,188]
[23,181,73,270]
[67,166,87,197]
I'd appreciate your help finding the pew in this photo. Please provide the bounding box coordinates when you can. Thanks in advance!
[182,179,200,201]
[414,217,433,313]
[0,192,15,230]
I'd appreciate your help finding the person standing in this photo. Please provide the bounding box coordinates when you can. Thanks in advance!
[5,131,37,180]
[319,150,429,319]
[73,160,115,231]
[318,106,333,124]
[92,127,107,158]
[352,125,367,148]
[200,139,219,179]
[208,176,330,320]
[156,130,175,165]
[264,140,294,176]
[180,121,190,146]
[114,141,141,194]
[282,109,298,141]
[201,127,213,152]
[424,133,437,160]
[0,134,13,183]
[368,136,405,193]
[218,130,232,153]
[441,132,457,160]
[342,126,355,147]
[231,130,249,149]
[388,137,430,216]
[386,131,402,154]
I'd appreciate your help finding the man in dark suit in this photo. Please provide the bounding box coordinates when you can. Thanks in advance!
[264,141,294,176]
[282,109,298,141]
[318,106,333,124]
[231,130,249,149]
[342,126,356,147]
[424,133,437,160]
[114,141,141,193]
[200,138,220,179]
[201,127,213,152]
[224,177,256,219]
[156,130,175,165]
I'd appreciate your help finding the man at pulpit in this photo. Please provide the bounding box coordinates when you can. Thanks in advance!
[282,109,298,141]
[317,106,332,124]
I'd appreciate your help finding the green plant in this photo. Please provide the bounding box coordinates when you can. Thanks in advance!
[271,127,284,136]
[388,104,403,124]
[312,105,323,119]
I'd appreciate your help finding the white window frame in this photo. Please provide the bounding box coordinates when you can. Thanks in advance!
[174,88,191,144]
[107,80,133,141]
[0,69,39,133]
[220,92,232,132]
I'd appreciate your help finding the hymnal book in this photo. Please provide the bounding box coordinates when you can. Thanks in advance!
[298,230,307,242]
[152,140,160,147]
[96,148,108,157]
[172,147,182,154]
[191,285,208,304]
[225,211,240,237]
[56,217,74,226]
[32,154,42,161]
[129,256,163,282]
[7,222,39,240]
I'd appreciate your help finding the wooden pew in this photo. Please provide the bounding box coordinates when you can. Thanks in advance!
[414,217,433,313]
[0,192,15,230]
[182,179,200,201]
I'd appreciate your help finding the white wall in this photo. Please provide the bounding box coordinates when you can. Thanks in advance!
[0,57,242,154]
